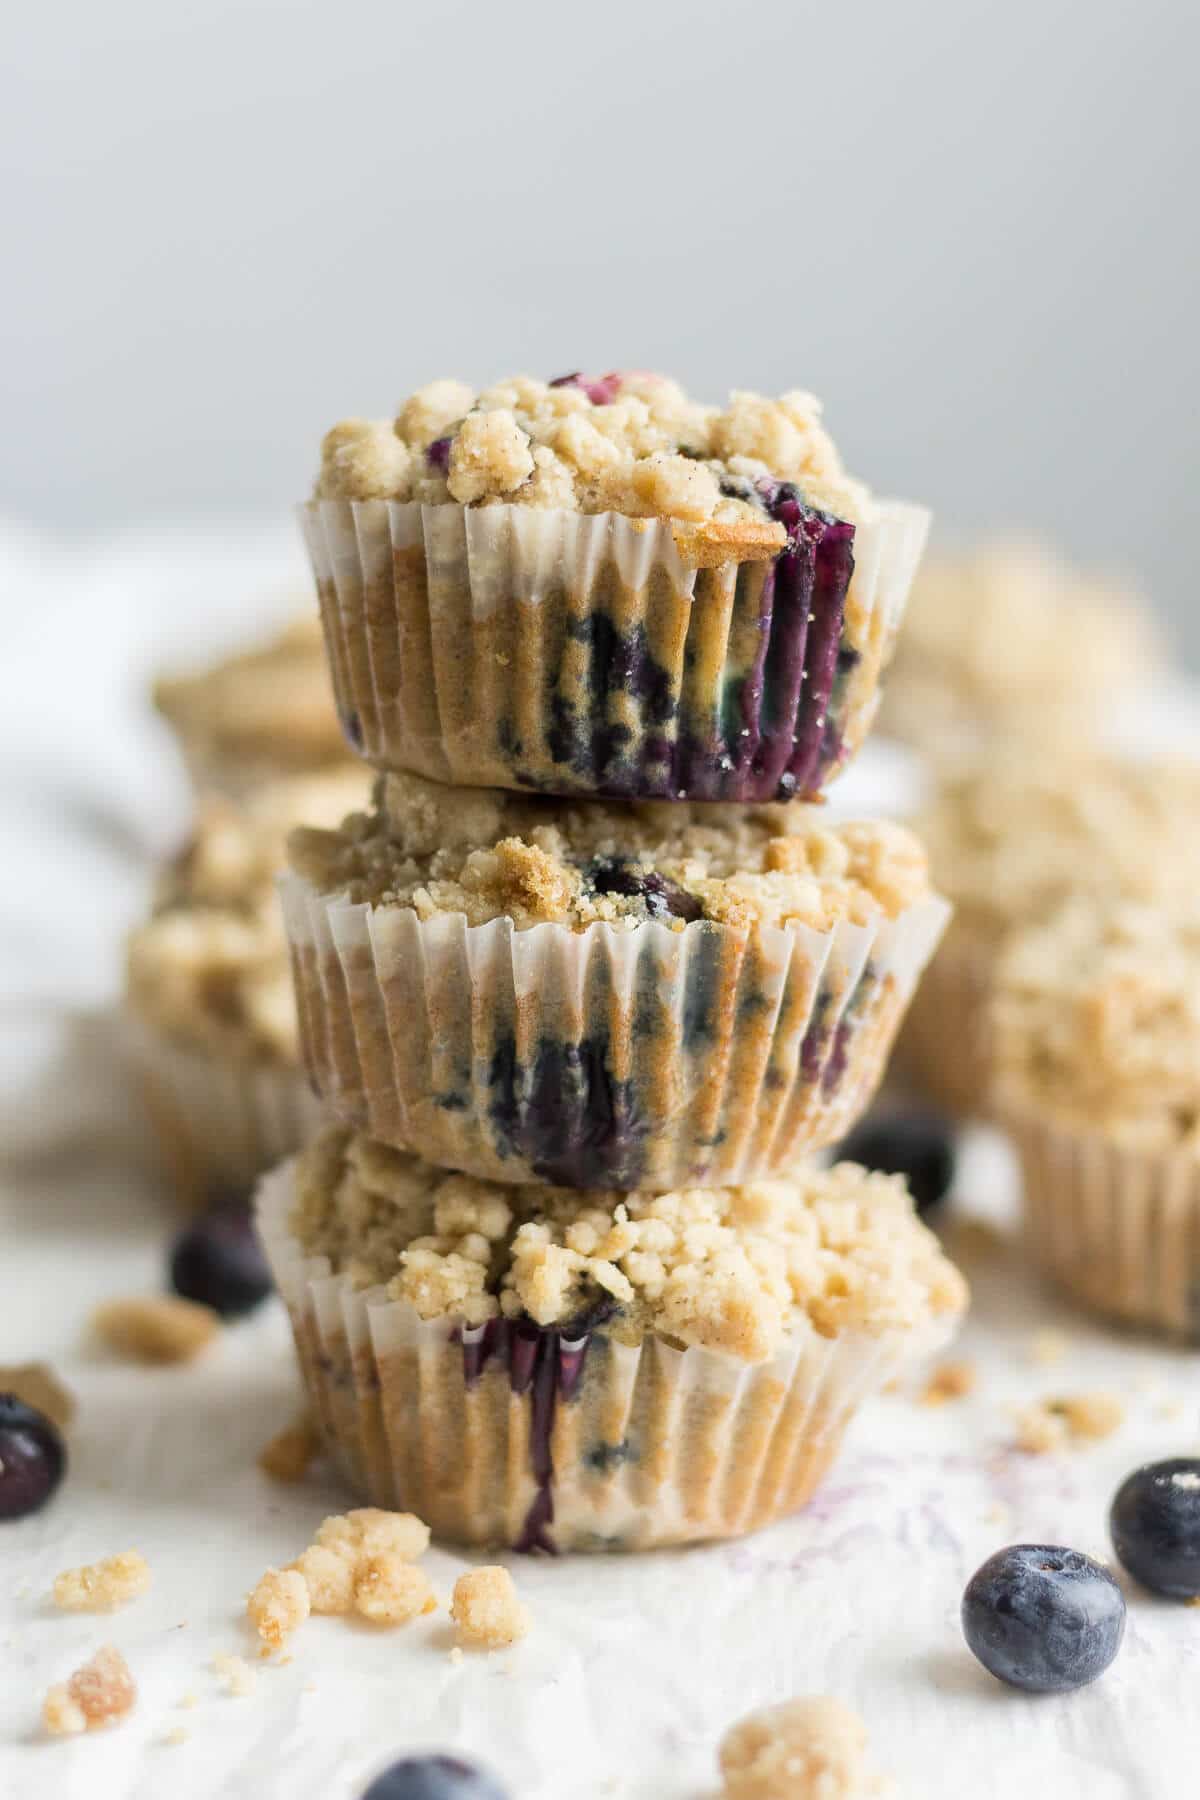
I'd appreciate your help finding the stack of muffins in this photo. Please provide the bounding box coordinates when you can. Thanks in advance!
[252,372,968,1551]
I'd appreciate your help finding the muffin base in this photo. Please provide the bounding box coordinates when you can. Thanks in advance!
[1005,1100,1200,1339]
[257,1160,958,1551]
[280,874,949,1189]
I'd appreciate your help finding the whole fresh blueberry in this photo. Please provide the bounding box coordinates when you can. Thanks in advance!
[1111,1457,1200,1598]
[838,1111,955,1213]
[169,1200,273,1318]
[361,1754,510,1800]
[0,1395,67,1521]
[962,1545,1125,1692]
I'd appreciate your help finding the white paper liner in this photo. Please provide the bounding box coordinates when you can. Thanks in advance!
[125,1014,326,1200]
[894,925,995,1118]
[257,1159,960,1551]
[1004,1100,1200,1339]
[280,871,950,1189]
[299,496,929,799]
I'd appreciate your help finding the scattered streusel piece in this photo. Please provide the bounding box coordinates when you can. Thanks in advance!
[92,1296,219,1364]
[1027,1329,1070,1367]
[316,1508,431,1563]
[246,1568,310,1651]
[44,1646,137,1736]
[212,1653,257,1697]
[53,1551,152,1613]
[290,1543,357,1616]
[0,1362,75,1431]
[354,1553,437,1626]
[1014,1392,1125,1453]
[164,1726,189,1746]
[720,1695,890,1800]
[450,1567,529,1651]
[920,1360,977,1406]
[258,1413,322,1484]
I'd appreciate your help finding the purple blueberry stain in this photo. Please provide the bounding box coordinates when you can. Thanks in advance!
[548,370,625,405]
[340,707,364,752]
[425,434,454,473]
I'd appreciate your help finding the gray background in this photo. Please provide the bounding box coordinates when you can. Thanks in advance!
[4,0,1198,655]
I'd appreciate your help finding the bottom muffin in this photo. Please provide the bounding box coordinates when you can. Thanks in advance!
[256,1127,967,1552]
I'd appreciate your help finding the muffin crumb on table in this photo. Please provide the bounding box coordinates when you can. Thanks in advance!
[450,1568,529,1651]
[53,1550,152,1612]
[92,1295,219,1364]
[919,1360,977,1405]
[0,1363,75,1432]
[246,1567,311,1652]
[212,1653,257,1697]
[719,1694,890,1800]
[258,1413,321,1484]
[43,1647,137,1737]
[354,1554,437,1626]
[1013,1393,1125,1454]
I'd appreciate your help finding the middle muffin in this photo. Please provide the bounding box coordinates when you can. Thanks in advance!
[281,771,949,1189]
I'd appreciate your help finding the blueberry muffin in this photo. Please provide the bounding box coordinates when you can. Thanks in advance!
[302,373,929,801]
[281,771,949,1189]
[879,537,1158,763]
[993,896,1200,1337]
[256,1127,967,1550]
[898,750,1200,1116]
[154,615,353,797]
[126,767,370,1196]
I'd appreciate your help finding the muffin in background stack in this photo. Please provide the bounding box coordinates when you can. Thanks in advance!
[898,750,1200,1117]
[154,614,355,798]
[257,370,964,1549]
[125,767,370,1202]
[879,537,1160,765]
[993,896,1200,1339]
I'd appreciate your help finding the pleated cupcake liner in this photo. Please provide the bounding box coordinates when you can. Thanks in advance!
[279,871,950,1190]
[893,925,995,1118]
[125,1014,326,1201]
[299,495,929,802]
[1003,1099,1200,1339]
[257,1159,959,1552]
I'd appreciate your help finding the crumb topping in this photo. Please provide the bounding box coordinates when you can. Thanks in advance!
[993,896,1200,1149]
[212,1653,257,1697]
[313,374,871,538]
[1013,1392,1125,1454]
[719,1695,889,1800]
[53,1552,151,1612]
[916,751,1200,944]
[292,1127,967,1361]
[248,1510,435,1646]
[247,1568,310,1652]
[154,615,348,772]
[128,767,370,1061]
[258,1413,321,1483]
[92,1295,219,1364]
[354,1555,437,1626]
[450,1566,529,1651]
[919,1360,977,1406]
[43,1647,136,1737]
[288,770,932,935]
[0,1362,75,1432]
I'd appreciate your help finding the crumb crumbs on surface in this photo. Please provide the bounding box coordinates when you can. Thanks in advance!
[354,1553,437,1626]
[53,1551,151,1613]
[92,1295,220,1364]
[163,1727,190,1747]
[719,1694,889,1800]
[180,1692,198,1709]
[213,1653,257,1697]
[450,1567,529,1651]
[246,1568,310,1652]
[1027,1329,1070,1367]
[920,1360,977,1406]
[982,1502,1012,1530]
[1014,1391,1125,1454]
[0,1362,75,1431]
[289,1543,356,1615]
[316,1508,431,1563]
[43,1647,136,1737]
[258,1413,322,1484]
[448,1646,464,1667]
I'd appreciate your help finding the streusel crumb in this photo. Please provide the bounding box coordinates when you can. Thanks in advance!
[289,770,932,935]
[92,1295,219,1364]
[0,1363,75,1432]
[354,1554,437,1626]
[1014,1392,1124,1454]
[259,1414,321,1484]
[247,1568,310,1651]
[719,1695,890,1800]
[212,1653,257,1697]
[290,1544,356,1616]
[315,1508,431,1562]
[1027,1329,1070,1367]
[53,1551,151,1612]
[919,1360,977,1406]
[450,1567,529,1651]
[293,1127,968,1360]
[43,1647,136,1736]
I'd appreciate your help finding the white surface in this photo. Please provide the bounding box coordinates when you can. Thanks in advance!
[1,523,1199,1799]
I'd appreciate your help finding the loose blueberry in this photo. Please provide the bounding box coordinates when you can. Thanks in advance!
[169,1200,273,1318]
[361,1754,510,1800]
[838,1111,955,1213]
[1111,1457,1200,1598]
[962,1545,1125,1692]
[585,856,702,924]
[0,1395,67,1521]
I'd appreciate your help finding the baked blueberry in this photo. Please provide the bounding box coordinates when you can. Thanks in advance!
[169,1200,273,1318]
[0,1395,67,1521]
[838,1111,955,1213]
[1111,1458,1200,1598]
[584,857,702,923]
[361,1754,509,1800]
[962,1545,1125,1692]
